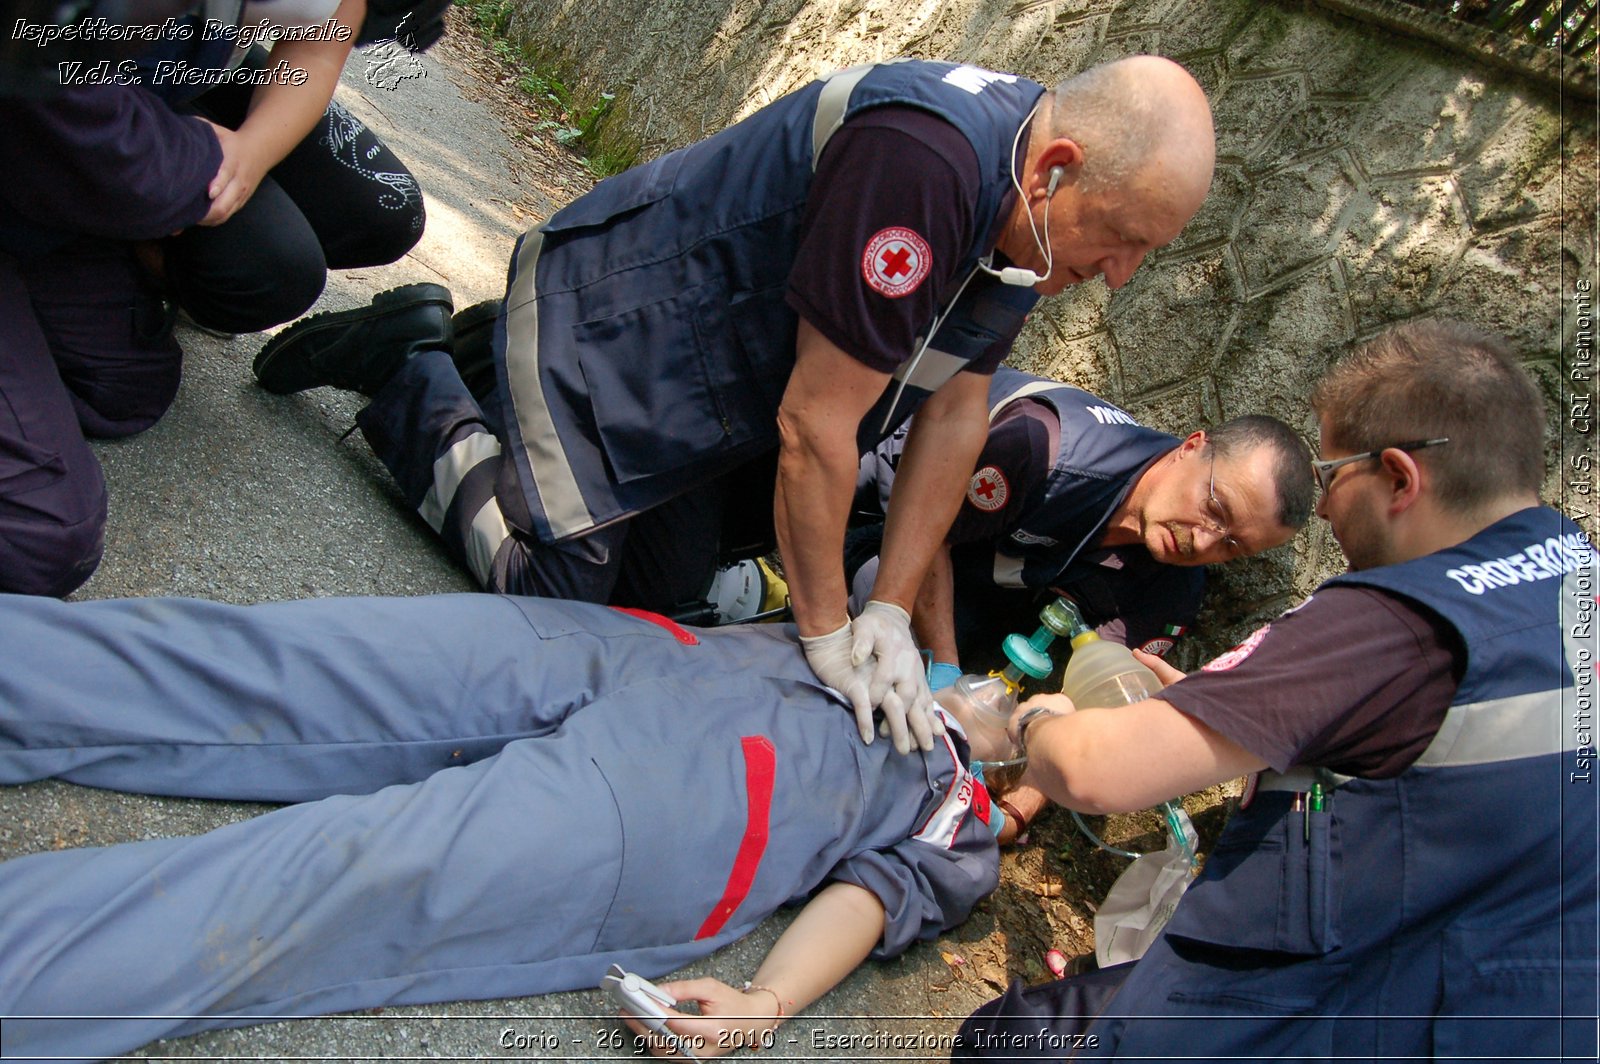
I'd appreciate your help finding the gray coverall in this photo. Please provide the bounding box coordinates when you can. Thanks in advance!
[0,593,998,1062]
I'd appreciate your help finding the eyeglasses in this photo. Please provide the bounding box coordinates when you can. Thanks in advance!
[1311,438,1450,494]
[1198,452,1239,551]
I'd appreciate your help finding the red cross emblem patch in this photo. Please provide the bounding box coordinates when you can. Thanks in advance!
[1202,623,1272,672]
[967,466,1008,511]
[861,227,932,298]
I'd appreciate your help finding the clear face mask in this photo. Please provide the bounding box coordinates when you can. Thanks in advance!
[970,752,1028,794]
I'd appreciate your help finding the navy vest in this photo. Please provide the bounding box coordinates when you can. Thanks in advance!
[496,61,1045,543]
[959,508,1598,1060]
[981,367,1177,591]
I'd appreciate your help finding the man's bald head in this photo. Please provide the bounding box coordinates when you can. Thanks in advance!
[1042,56,1215,225]
[994,56,1216,294]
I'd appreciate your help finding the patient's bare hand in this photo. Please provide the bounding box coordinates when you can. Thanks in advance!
[622,976,780,1058]
[1132,648,1187,686]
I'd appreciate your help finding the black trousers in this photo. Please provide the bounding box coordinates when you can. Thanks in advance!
[163,47,426,333]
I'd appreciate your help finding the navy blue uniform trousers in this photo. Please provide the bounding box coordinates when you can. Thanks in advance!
[0,64,422,597]
[357,350,733,610]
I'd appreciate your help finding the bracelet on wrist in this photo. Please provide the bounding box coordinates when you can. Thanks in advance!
[995,796,1030,838]
[742,981,784,1024]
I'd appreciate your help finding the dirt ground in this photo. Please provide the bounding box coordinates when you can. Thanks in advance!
[436,6,1245,994]
[429,10,601,219]
[948,782,1240,993]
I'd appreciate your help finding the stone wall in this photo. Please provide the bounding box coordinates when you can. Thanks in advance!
[507,0,1598,659]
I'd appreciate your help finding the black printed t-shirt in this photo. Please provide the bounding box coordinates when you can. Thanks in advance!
[787,105,1018,376]
[1162,586,1464,779]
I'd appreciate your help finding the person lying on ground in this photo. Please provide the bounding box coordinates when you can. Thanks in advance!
[0,591,1025,1061]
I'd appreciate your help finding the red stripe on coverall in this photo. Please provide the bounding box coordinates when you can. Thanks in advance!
[695,736,775,939]
[610,606,699,645]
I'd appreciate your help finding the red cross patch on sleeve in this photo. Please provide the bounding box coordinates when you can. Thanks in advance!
[967,466,1009,511]
[861,227,932,298]
[1202,624,1271,672]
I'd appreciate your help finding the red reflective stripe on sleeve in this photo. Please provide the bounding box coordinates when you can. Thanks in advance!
[610,606,699,645]
[970,776,992,826]
[694,735,775,940]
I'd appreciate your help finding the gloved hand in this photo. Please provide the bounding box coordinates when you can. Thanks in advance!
[928,661,963,692]
[851,601,940,754]
[799,620,874,743]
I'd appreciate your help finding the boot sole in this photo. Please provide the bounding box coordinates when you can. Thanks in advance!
[451,299,502,401]
[452,298,501,335]
[254,283,454,395]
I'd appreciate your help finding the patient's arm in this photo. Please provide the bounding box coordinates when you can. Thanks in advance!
[994,782,1049,845]
[626,881,886,1058]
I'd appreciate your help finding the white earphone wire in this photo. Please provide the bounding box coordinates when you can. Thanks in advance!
[982,100,1054,287]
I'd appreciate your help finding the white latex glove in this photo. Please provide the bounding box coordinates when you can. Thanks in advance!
[851,601,940,754]
[799,620,875,743]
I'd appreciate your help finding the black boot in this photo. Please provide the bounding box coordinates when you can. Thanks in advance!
[450,298,501,402]
[253,283,454,396]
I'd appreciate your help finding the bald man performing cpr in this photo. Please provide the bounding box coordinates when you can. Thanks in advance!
[253,56,1217,752]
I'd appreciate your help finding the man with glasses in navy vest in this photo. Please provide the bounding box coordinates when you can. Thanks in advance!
[955,319,1597,1060]
[849,365,1316,680]
[250,55,1217,755]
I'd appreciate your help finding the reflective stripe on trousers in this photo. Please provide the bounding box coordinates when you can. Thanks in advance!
[417,431,511,587]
